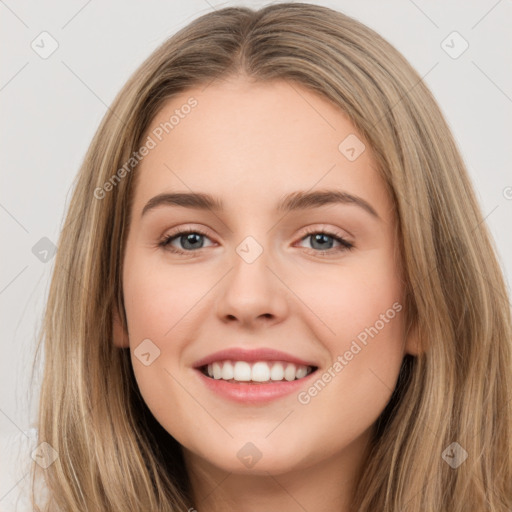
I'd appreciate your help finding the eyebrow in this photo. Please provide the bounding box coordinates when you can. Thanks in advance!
[141,189,380,220]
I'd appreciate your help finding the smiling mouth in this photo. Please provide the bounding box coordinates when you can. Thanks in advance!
[200,360,318,384]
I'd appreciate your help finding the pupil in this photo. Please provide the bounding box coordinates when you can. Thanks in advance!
[312,233,332,250]
[183,233,202,250]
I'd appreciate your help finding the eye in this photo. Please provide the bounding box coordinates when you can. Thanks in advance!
[158,227,215,255]
[158,226,354,257]
[297,227,354,255]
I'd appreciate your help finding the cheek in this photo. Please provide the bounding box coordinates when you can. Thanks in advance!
[294,289,405,457]
[123,251,204,341]
[122,254,198,434]
[294,251,403,344]
[294,250,405,406]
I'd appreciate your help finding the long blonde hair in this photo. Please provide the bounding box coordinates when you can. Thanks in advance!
[31,3,512,510]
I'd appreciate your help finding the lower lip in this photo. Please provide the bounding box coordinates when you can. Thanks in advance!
[195,369,317,404]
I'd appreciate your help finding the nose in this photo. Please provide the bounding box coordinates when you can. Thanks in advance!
[215,239,289,329]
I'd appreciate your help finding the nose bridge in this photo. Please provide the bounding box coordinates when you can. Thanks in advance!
[227,208,273,269]
[215,229,288,324]
[229,232,272,293]
[235,234,266,267]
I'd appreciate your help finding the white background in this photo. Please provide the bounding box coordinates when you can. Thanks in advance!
[1,1,511,510]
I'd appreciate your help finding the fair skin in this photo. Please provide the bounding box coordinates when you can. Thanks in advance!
[114,75,419,512]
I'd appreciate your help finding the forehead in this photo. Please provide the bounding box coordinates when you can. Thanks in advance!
[133,77,390,218]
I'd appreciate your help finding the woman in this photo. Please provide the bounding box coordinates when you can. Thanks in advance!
[31,3,512,511]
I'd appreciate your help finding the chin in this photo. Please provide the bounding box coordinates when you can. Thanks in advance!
[186,436,314,476]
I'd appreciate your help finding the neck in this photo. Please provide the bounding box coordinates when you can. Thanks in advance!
[182,427,373,512]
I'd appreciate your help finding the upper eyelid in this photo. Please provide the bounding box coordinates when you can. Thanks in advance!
[163,224,349,237]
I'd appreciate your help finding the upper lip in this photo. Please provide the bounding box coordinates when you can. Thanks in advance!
[192,348,318,369]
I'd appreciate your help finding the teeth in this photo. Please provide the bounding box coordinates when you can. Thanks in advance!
[212,362,222,379]
[295,366,307,379]
[205,360,313,382]
[233,361,251,381]
[270,363,284,381]
[251,362,270,382]
[284,363,296,381]
[222,361,234,380]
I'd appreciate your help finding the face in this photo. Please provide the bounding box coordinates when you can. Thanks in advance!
[116,76,418,478]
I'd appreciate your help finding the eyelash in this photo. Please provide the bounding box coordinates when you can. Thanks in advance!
[158,226,354,257]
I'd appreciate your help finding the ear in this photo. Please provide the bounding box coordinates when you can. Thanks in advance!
[113,305,130,348]
[404,319,422,356]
